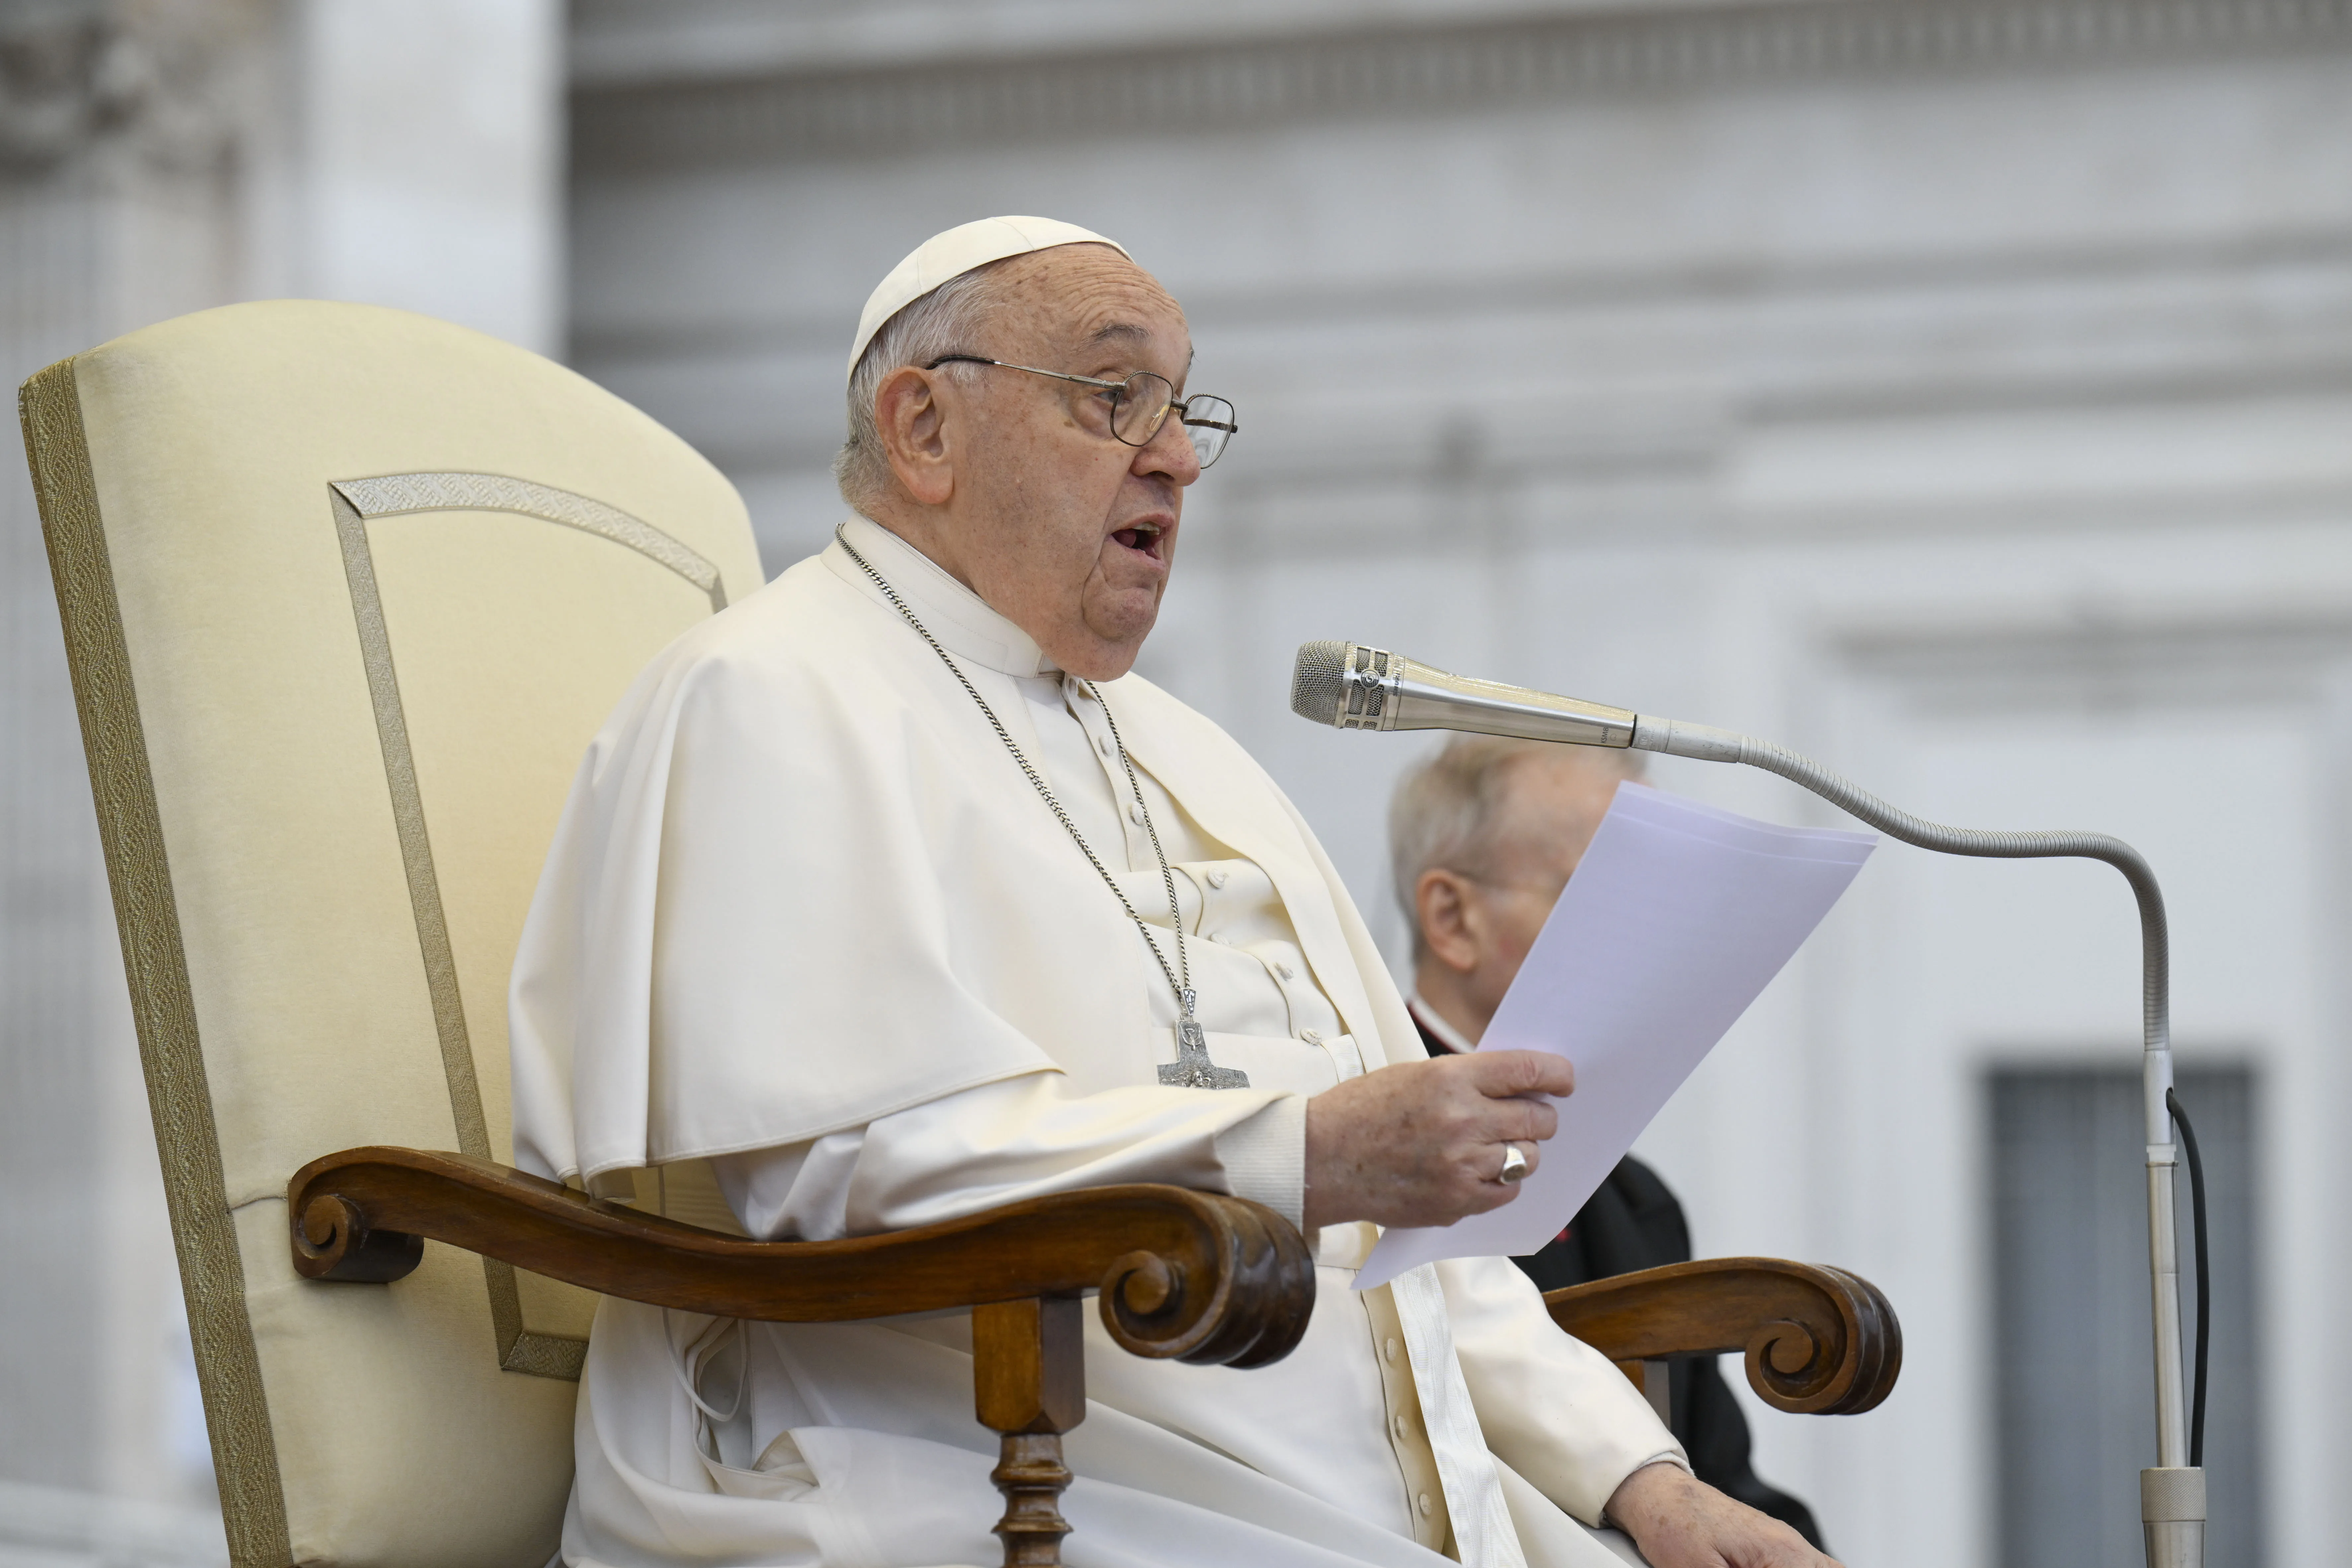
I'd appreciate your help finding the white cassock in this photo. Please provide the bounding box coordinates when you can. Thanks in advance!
[509,515,1685,1568]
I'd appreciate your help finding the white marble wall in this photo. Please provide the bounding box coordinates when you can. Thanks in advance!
[252,0,567,355]
[570,3,2352,1563]
[0,0,271,1518]
[0,0,561,1546]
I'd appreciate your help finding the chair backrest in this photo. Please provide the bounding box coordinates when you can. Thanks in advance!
[19,301,766,1568]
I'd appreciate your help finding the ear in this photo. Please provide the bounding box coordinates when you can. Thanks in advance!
[1414,868,1485,975]
[874,364,956,507]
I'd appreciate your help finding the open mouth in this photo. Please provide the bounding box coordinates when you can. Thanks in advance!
[1111,520,1167,559]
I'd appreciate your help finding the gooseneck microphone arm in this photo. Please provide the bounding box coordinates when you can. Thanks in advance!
[1293,641,2204,1568]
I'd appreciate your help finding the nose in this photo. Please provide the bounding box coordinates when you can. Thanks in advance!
[1134,404,1202,486]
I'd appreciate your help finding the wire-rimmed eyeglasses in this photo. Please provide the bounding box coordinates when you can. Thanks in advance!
[923,354,1238,469]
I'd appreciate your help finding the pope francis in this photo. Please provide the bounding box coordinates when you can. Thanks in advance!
[509,217,1839,1568]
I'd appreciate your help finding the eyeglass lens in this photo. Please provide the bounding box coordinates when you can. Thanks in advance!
[1108,374,1175,447]
[1109,373,1236,468]
[1179,396,1236,468]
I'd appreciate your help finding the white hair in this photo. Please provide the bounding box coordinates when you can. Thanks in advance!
[1387,735,1648,961]
[832,261,1016,513]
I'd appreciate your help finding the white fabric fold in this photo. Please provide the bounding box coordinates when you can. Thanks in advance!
[1392,1264,1529,1568]
[1439,1256,1690,1526]
[707,1073,1304,1242]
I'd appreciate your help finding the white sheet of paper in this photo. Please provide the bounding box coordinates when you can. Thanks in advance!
[1354,784,1876,1290]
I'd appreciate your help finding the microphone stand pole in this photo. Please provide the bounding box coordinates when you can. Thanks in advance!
[1628,715,2205,1568]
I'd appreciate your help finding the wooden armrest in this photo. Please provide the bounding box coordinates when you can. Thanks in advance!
[1544,1257,1901,1416]
[287,1146,1314,1369]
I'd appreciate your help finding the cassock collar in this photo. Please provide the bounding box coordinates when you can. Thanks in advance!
[823,513,1057,679]
[1406,993,1480,1055]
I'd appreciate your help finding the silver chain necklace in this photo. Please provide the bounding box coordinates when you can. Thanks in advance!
[837,526,1249,1090]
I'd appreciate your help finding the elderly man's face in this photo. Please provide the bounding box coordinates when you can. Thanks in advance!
[1415,754,1635,1035]
[870,245,1199,679]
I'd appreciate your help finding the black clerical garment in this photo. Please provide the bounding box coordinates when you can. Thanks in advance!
[1410,1009,1825,1550]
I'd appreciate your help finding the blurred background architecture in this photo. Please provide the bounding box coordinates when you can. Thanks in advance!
[0,2,561,1562]
[5,2,2349,1565]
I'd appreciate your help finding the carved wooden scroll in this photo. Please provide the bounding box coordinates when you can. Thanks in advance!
[1544,1256,1902,1416]
[289,1146,1314,1361]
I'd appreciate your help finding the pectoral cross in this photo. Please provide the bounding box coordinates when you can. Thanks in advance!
[1157,991,1250,1089]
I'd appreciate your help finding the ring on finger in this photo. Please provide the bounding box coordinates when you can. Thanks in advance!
[1497,1142,1531,1184]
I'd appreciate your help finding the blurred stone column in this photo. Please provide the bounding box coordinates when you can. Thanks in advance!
[1,0,269,1510]
[0,0,560,1530]
[251,0,566,355]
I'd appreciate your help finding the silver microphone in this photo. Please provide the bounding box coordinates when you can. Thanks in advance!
[1290,640,1640,749]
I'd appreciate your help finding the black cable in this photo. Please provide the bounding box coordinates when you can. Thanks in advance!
[2166,1087,2210,1470]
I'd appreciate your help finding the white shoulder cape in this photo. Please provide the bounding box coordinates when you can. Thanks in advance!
[508,548,1411,1188]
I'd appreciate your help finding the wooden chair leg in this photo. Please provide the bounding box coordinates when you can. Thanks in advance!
[973,1297,1086,1567]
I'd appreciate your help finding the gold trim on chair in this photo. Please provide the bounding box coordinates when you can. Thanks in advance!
[19,357,297,1568]
[333,472,726,612]
[330,473,728,1382]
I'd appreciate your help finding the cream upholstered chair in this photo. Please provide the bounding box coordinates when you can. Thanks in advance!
[21,302,1898,1568]
[19,301,763,1566]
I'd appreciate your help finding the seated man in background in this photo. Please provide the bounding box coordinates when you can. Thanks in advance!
[1391,736,1826,1551]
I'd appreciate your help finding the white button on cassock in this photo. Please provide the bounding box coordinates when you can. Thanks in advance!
[1301,1029,1322,1045]
[1418,1493,1434,1519]
[1275,962,1295,980]
[1096,734,1111,756]
[1207,869,1229,888]
[1128,803,1145,825]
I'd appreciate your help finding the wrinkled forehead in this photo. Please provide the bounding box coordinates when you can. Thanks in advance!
[986,246,1190,363]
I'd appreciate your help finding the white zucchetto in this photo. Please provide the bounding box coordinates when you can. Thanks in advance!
[846,215,1128,381]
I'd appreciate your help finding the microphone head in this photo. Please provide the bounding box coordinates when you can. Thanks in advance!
[1291,641,1353,725]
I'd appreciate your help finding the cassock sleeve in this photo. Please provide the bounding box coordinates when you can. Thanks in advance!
[1437,1252,1689,1527]
[708,1074,1307,1240]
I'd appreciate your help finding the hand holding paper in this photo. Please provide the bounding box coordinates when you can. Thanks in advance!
[1353,784,1875,1290]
